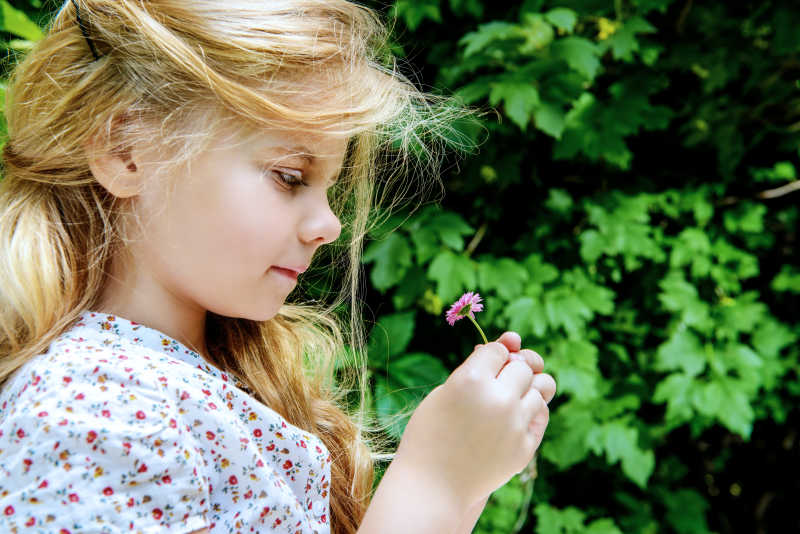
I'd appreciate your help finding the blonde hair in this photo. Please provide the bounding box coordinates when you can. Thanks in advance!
[0,1,470,532]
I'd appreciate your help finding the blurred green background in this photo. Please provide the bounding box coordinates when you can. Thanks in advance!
[2,1,798,533]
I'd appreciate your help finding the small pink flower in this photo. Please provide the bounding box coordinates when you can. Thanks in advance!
[445,292,484,326]
[445,292,488,344]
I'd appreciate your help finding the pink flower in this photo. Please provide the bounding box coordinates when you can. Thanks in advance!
[445,292,484,325]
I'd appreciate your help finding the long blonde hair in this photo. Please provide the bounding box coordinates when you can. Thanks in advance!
[0,1,466,531]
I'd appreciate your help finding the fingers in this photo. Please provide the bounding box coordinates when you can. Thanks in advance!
[508,349,544,374]
[531,373,556,404]
[495,358,533,398]
[465,341,510,378]
[495,331,521,353]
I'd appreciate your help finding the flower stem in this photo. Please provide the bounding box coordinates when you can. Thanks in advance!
[467,315,489,344]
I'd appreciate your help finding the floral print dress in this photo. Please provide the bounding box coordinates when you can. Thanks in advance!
[0,311,331,534]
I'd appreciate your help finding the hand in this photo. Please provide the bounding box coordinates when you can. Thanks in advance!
[393,331,557,508]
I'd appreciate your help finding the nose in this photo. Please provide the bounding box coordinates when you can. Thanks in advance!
[299,197,342,246]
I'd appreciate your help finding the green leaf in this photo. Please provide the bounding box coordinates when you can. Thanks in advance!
[540,399,595,468]
[662,489,712,534]
[752,317,797,358]
[545,189,573,214]
[367,311,416,368]
[504,296,548,337]
[427,250,477,303]
[544,8,577,33]
[771,266,800,293]
[391,0,441,31]
[389,352,450,391]
[478,257,530,300]
[602,16,657,62]
[547,339,601,400]
[586,420,654,487]
[653,372,694,422]
[551,37,602,80]
[655,329,707,377]
[490,81,540,130]
[362,232,413,292]
[0,1,43,42]
[533,101,567,139]
[459,21,521,57]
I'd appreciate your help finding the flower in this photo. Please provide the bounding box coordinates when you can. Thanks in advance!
[445,291,488,344]
[445,292,484,325]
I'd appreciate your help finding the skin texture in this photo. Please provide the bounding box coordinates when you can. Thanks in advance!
[85,120,346,360]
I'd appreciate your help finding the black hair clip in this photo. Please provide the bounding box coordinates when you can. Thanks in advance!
[71,0,101,61]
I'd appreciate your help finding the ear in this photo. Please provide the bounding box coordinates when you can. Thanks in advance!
[83,116,146,199]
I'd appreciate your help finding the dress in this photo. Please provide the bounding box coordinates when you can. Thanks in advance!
[0,311,331,534]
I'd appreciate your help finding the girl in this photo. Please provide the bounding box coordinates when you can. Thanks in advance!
[0,1,557,533]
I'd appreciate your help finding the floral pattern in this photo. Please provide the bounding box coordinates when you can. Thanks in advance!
[0,311,331,533]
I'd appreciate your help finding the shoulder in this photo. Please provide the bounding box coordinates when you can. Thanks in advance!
[0,324,211,532]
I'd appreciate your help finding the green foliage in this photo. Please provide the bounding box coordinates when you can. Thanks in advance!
[2,1,798,533]
[356,1,799,532]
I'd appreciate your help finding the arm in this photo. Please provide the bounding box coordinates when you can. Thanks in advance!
[358,458,469,534]
[454,497,489,534]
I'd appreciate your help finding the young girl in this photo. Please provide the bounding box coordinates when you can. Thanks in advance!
[0,1,556,533]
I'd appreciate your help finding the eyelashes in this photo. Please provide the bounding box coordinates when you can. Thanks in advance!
[269,167,310,190]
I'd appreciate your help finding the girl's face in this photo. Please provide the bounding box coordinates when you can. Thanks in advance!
[110,123,346,325]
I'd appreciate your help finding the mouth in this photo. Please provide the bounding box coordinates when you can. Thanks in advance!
[271,266,299,280]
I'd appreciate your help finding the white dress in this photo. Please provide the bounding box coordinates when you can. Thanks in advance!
[0,311,331,533]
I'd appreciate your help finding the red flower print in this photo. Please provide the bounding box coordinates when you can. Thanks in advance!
[37,411,48,417]
[256,459,264,467]
[244,489,253,499]
[202,389,211,396]
[23,458,32,468]
[206,431,215,440]
[300,440,306,448]
[260,506,270,518]
[266,443,275,451]
[253,428,262,437]
[38,480,48,489]
[208,402,217,410]
[16,428,24,438]
[4,505,14,515]
[75,393,84,400]
[135,411,146,419]
[102,487,114,496]
[59,529,71,534]
[58,419,68,426]
[169,418,177,428]
[161,475,172,484]
[137,463,148,473]
[62,376,72,384]
[228,475,238,485]
[152,508,163,520]
[87,431,98,443]
[127,497,135,507]
[68,493,79,502]
[25,517,35,527]
[32,375,41,385]
[180,391,190,400]
[282,460,293,470]
[101,409,111,417]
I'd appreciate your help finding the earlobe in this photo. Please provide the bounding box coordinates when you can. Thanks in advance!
[83,123,143,199]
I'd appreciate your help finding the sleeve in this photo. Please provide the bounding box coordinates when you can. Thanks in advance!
[0,355,211,533]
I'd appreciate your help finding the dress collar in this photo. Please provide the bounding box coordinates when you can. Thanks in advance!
[75,310,252,392]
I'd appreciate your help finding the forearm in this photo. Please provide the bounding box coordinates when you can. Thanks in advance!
[358,458,468,534]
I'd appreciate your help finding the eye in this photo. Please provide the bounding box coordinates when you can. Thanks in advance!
[270,168,310,190]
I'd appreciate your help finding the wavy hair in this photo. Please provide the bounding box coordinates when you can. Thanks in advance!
[0,1,470,531]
